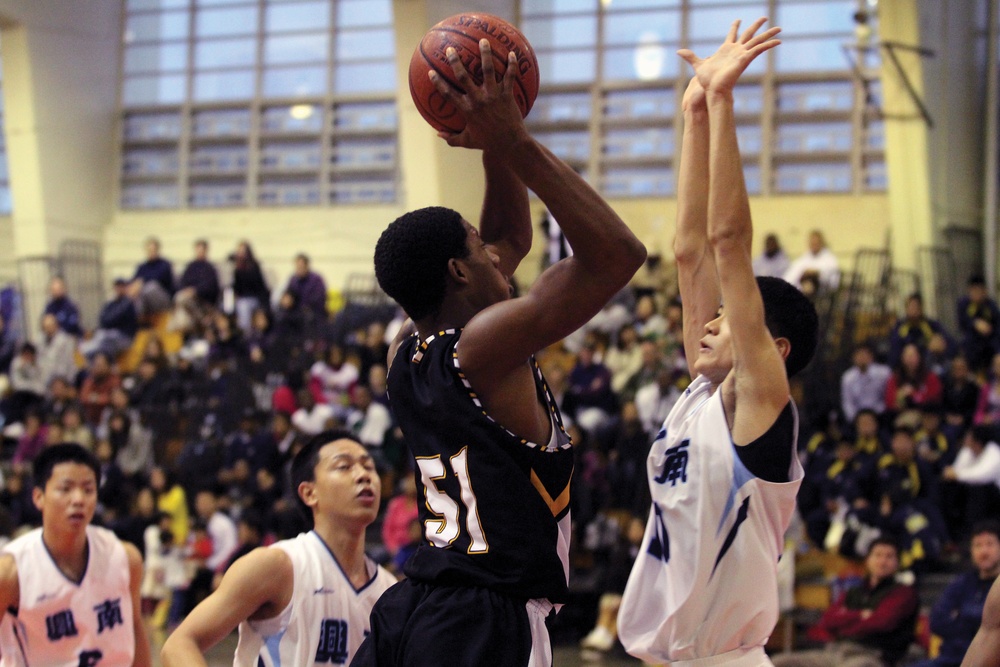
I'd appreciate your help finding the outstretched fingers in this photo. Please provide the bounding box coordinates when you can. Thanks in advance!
[677,48,701,70]
[746,26,782,50]
[739,17,770,43]
[726,19,741,43]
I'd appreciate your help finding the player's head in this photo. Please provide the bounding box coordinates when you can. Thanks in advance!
[971,520,1000,576]
[756,277,819,377]
[291,429,380,527]
[374,206,507,321]
[32,443,101,529]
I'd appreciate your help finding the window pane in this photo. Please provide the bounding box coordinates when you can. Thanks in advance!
[529,92,591,123]
[604,89,674,120]
[334,62,396,94]
[122,148,179,176]
[603,127,674,158]
[259,179,322,206]
[265,33,328,65]
[736,125,763,154]
[121,184,180,209]
[192,109,251,137]
[331,137,396,168]
[199,0,253,5]
[865,158,887,190]
[537,50,597,83]
[124,43,188,73]
[602,166,674,197]
[774,162,851,193]
[335,28,393,61]
[535,130,590,161]
[193,70,254,100]
[604,10,679,46]
[0,186,11,214]
[196,6,258,37]
[189,182,247,207]
[522,16,597,49]
[775,37,848,72]
[338,0,391,27]
[122,74,187,105]
[603,43,678,81]
[523,0,597,13]
[123,112,182,140]
[743,162,762,195]
[195,38,256,68]
[262,104,324,133]
[333,102,397,131]
[260,142,322,169]
[127,0,188,10]
[125,11,190,43]
[329,176,396,204]
[266,1,329,32]
[733,84,764,114]
[263,66,327,97]
[777,1,855,36]
[866,120,884,150]
[189,145,249,173]
[777,81,853,112]
[611,0,681,8]
[689,5,767,41]
[776,122,852,152]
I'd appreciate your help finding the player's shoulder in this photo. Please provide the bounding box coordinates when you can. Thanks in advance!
[0,552,19,610]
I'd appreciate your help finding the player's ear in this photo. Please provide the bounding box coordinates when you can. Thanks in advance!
[447,257,469,285]
[774,336,791,362]
[297,481,317,509]
[31,487,44,512]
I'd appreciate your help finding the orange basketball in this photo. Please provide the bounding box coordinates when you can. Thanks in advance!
[409,12,540,134]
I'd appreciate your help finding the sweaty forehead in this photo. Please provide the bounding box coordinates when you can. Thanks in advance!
[48,462,97,485]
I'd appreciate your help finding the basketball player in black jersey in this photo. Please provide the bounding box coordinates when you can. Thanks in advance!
[352,41,646,667]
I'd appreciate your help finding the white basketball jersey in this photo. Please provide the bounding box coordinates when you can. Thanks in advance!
[0,526,134,667]
[233,531,395,667]
[618,375,802,663]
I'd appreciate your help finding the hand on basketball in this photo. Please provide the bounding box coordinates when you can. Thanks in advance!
[428,39,528,151]
[677,17,780,95]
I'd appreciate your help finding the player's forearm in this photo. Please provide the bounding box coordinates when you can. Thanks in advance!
[480,151,531,274]
[161,636,210,667]
[506,136,646,281]
[705,90,753,255]
[674,106,711,264]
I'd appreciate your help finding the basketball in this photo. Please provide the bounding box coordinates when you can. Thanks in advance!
[409,12,540,133]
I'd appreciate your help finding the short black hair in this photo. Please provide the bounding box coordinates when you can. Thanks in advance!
[33,443,100,489]
[756,276,819,377]
[867,535,900,557]
[374,206,469,320]
[970,424,996,447]
[971,520,1000,544]
[290,429,364,520]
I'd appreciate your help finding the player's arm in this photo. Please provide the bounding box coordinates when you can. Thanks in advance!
[479,150,532,278]
[674,76,720,378]
[387,318,416,371]
[161,547,293,667]
[680,18,788,444]
[124,542,152,667]
[431,42,646,376]
[0,554,19,619]
[962,576,1000,667]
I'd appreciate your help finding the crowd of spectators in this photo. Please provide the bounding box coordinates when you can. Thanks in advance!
[0,231,998,664]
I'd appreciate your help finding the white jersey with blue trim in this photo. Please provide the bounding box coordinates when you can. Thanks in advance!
[232,531,395,667]
[618,374,803,663]
[0,526,134,667]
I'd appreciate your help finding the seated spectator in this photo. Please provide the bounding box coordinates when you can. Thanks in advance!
[958,274,1000,373]
[43,276,82,337]
[228,240,270,335]
[633,294,666,341]
[783,229,841,293]
[60,405,94,451]
[942,425,1000,537]
[605,401,650,516]
[4,343,45,424]
[604,324,643,396]
[621,338,664,403]
[772,537,918,667]
[128,236,175,317]
[841,342,892,424]
[367,363,389,407]
[380,475,419,560]
[12,411,48,467]
[633,366,681,439]
[174,239,221,331]
[915,406,951,474]
[752,232,791,279]
[852,409,885,458]
[911,521,1000,667]
[926,331,956,379]
[885,343,943,419]
[150,466,190,547]
[975,353,1000,430]
[94,438,128,516]
[79,278,138,362]
[942,355,981,439]
[355,320,390,383]
[79,353,120,427]
[37,313,77,388]
[875,426,946,541]
[566,340,617,441]
[283,253,327,326]
[888,293,954,368]
[290,388,336,437]
[803,438,877,548]
[346,384,392,460]
[310,342,358,411]
[42,375,77,419]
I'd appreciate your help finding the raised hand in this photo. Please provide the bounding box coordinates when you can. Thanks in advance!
[677,17,781,95]
[428,39,528,152]
[681,76,707,114]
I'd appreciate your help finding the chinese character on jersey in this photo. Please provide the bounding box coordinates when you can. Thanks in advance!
[46,609,78,641]
[654,439,690,487]
[93,598,123,634]
[315,618,348,664]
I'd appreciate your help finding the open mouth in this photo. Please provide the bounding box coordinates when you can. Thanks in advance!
[356,488,376,503]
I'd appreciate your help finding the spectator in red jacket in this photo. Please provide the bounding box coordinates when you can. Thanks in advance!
[773,537,918,667]
[885,343,942,419]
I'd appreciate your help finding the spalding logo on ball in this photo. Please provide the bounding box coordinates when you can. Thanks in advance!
[409,13,540,133]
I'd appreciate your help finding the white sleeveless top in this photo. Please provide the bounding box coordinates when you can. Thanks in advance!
[233,531,395,667]
[0,526,134,667]
[619,375,803,663]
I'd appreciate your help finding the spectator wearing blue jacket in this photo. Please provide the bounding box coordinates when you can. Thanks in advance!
[912,521,1000,666]
[129,236,175,316]
[79,278,139,362]
[43,276,82,337]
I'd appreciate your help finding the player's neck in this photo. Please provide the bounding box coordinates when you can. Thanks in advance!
[41,525,89,582]
[313,518,369,587]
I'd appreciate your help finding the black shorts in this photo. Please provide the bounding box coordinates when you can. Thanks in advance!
[351,578,552,667]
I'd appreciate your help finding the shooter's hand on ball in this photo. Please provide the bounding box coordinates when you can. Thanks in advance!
[428,39,527,152]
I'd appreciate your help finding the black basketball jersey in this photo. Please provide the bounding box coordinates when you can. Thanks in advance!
[388,329,574,602]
